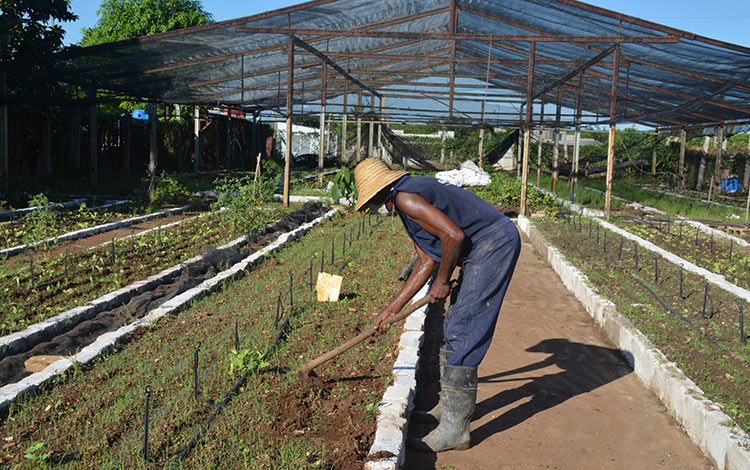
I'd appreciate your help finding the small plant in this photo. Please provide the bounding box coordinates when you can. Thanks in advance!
[148,172,190,208]
[228,349,269,376]
[23,194,56,245]
[24,441,52,463]
[329,167,357,206]
[212,175,273,233]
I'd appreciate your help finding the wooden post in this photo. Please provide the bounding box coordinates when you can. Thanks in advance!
[40,118,51,175]
[341,68,348,162]
[678,129,686,188]
[535,101,544,187]
[440,130,446,164]
[552,102,561,192]
[226,115,232,169]
[744,133,750,192]
[697,135,709,190]
[712,125,724,200]
[147,103,158,202]
[193,106,200,173]
[651,136,657,176]
[520,41,535,216]
[318,62,327,185]
[88,88,98,186]
[70,110,81,172]
[605,45,620,220]
[283,34,294,206]
[1,72,7,189]
[356,91,362,162]
[571,71,584,203]
[378,95,384,160]
[368,93,375,158]
[123,116,131,172]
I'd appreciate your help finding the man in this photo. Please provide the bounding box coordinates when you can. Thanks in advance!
[353,158,521,453]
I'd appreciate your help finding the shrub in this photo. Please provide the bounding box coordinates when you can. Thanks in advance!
[211,175,274,233]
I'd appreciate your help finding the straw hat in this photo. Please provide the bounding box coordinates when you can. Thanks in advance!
[353,158,409,212]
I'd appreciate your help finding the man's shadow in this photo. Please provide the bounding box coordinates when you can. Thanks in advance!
[470,338,633,445]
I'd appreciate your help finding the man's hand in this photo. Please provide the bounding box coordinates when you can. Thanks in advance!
[374,305,399,333]
[429,279,451,303]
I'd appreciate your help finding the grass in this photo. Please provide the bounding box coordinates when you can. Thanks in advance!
[534,215,750,433]
[0,211,414,468]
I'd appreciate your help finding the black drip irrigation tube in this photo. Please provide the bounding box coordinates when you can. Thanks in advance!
[563,210,729,354]
[141,212,386,465]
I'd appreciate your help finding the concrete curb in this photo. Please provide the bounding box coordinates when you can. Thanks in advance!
[1,205,189,258]
[0,207,223,361]
[517,214,750,470]
[582,185,749,248]
[0,199,86,222]
[365,282,431,470]
[272,194,352,206]
[529,183,750,303]
[0,209,340,413]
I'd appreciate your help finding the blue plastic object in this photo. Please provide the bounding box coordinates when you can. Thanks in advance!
[721,177,742,193]
[131,109,149,121]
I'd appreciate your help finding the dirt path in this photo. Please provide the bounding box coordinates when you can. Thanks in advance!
[405,232,713,469]
[3,212,200,268]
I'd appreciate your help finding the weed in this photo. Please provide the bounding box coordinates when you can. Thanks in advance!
[228,349,269,376]
[24,441,51,463]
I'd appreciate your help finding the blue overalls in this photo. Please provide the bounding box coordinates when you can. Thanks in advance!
[392,176,521,367]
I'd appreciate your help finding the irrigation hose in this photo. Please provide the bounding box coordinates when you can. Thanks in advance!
[141,213,384,465]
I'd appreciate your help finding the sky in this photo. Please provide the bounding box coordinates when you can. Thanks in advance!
[62,0,750,47]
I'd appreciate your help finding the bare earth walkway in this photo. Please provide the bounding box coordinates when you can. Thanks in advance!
[405,232,713,470]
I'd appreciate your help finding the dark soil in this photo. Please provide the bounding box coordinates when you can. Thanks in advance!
[536,215,750,434]
[612,217,750,290]
[0,210,414,469]
[0,203,330,386]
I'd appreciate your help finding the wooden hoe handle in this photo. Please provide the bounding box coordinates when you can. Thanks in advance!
[298,295,431,377]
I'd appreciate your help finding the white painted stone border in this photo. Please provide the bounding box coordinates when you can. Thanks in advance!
[0,209,340,413]
[637,185,744,211]
[0,198,86,221]
[1,205,190,258]
[517,214,750,470]
[582,185,749,248]
[529,182,750,303]
[0,207,226,361]
[365,282,431,470]
[272,194,352,206]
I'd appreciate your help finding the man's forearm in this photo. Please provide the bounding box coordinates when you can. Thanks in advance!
[386,256,435,313]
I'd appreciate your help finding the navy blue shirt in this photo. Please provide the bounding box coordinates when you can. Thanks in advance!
[391,175,505,262]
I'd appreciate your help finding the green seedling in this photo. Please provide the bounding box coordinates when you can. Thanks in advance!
[228,349,269,376]
[24,441,52,463]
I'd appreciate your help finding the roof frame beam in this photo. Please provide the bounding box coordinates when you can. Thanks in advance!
[235,26,680,44]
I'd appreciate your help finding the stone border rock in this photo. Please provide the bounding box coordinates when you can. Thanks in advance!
[1,205,189,258]
[0,198,86,222]
[529,182,750,303]
[365,282,431,470]
[0,207,224,361]
[582,185,748,248]
[518,214,750,470]
[0,209,340,413]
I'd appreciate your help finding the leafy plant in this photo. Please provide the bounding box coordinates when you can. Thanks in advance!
[212,175,274,233]
[329,167,357,206]
[228,349,269,376]
[24,441,52,463]
[148,172,190,208]
[23,194,56,245]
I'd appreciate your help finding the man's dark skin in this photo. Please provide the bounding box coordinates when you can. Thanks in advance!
[368,186,465,332]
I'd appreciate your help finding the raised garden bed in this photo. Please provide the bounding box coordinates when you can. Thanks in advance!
[534,214,750,435]
[0,204,142,250]
[0,205,294,337]
[0,212,414,468]
[612,218,750,290]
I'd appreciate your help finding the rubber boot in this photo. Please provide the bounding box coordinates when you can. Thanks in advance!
[413,347,454,424]
[408,364,477,452]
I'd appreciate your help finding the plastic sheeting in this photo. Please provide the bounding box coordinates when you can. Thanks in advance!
[4,0,750,128]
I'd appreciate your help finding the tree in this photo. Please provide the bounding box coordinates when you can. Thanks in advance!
[81,0,213,46]
[0,0,77,61]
